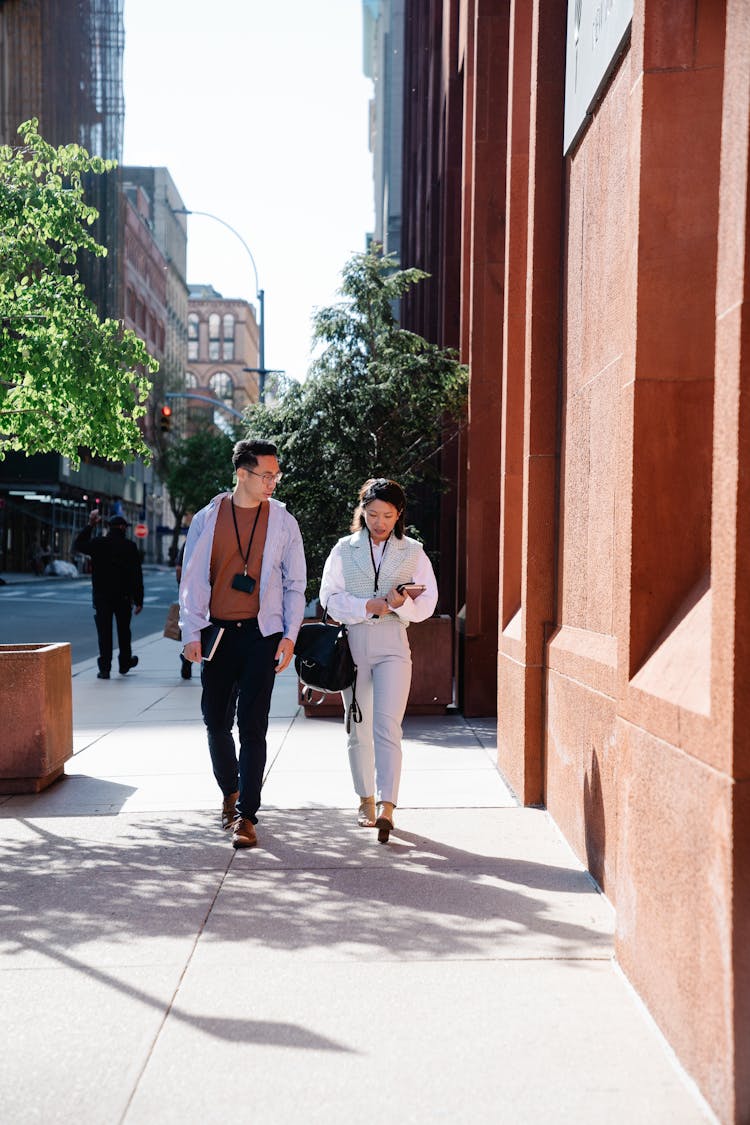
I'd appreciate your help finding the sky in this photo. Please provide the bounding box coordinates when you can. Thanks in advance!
[122,0,375,384]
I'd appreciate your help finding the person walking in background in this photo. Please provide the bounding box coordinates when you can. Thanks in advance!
[319,478,438,842]
[73,511,144,680]
[179,439,306,850]
[175,542,192,680]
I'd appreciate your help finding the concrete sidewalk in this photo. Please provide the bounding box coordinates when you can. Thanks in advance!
[0,633,713,1124]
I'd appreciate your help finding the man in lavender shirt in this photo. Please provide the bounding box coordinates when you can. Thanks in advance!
[179,440,306,849]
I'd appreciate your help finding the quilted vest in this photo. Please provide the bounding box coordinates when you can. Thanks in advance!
[338,530,423,626]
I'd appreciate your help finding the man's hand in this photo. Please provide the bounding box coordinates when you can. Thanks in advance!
[183,640,202,664]
[134,604,143,616]
[275,637,295,673]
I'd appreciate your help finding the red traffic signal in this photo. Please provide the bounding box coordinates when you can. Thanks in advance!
[159,404,173,433]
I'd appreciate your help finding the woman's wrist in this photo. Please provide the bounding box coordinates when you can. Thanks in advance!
[366,597,389,616]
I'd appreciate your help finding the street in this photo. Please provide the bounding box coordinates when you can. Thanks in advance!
[0,569,178,665]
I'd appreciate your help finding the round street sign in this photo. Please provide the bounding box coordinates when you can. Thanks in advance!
[134,522,148,539]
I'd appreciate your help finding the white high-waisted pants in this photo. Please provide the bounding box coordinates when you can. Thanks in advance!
[341,620,412,805]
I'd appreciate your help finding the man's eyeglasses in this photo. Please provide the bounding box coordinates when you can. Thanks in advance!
[248,470,283,485]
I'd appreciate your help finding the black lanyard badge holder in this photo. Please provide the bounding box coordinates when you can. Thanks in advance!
[230,499,261,595]
[369,533,389,617]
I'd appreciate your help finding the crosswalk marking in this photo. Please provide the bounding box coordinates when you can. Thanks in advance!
[1,591,169,607]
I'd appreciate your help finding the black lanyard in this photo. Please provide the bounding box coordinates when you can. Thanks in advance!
[368,532,390,593]
[230,498,262,576]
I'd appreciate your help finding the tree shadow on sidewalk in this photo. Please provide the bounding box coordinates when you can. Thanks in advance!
[0,805,611,1048]
[0,815,357,1051]
[202,809,613,961]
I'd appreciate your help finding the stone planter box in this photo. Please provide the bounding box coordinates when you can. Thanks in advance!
[299,614,454,718]
[0,643,73,793]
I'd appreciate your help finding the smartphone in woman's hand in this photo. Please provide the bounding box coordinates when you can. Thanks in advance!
[397,582,426,599]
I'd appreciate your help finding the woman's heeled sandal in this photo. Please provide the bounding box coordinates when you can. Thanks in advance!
[375,801,395,843]
[358,797,376,828]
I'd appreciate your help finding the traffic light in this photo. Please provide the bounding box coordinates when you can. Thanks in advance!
[159,404,173,433]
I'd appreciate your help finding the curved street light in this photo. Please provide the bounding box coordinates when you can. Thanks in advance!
[172,207,268,402]
[165,390,246,421]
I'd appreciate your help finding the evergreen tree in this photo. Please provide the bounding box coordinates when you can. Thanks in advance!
[244,245,467,596]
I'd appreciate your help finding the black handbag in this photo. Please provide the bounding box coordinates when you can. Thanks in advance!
[294,612,362,732]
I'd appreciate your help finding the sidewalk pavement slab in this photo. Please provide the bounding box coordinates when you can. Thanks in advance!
[0,632,715,1124]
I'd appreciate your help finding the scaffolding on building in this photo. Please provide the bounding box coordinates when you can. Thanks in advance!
[0,0,125,317]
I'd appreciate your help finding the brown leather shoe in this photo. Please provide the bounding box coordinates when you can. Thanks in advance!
[221,790,239,830]
[231,817,258,849]
[375,801,395,844]
[357,796,376,827]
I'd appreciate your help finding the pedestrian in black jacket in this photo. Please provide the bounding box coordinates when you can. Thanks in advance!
[73,511,144,679]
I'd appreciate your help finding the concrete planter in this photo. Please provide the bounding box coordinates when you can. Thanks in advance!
[0,643,73,793]
[300,614,454,718]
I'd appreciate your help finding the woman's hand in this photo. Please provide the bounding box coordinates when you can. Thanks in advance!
[366,597,391,617]
[386,586,407,609]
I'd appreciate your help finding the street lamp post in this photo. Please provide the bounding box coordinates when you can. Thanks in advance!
[171,208,268,402]
[165,390,246,421]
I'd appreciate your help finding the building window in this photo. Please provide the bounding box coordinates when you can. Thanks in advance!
[210,371,234,403]
[222,313,235,361]
[208,313,221,360]
[185,370,198,389]
[126,287,136,321]
[188,313,199,360]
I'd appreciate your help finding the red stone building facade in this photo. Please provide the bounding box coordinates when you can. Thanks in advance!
[401,2,749,1121]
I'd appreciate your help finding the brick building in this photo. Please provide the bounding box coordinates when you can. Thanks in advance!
[122,167,189,408]
[121,184,167,444]
[184,285,261,433]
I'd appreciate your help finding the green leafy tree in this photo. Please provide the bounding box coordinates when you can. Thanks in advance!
[0,119,156,462]
[244,245,467,596]
[162,429,235,563]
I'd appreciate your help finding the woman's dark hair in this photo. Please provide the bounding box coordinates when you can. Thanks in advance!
[350,478,406,538]
[232,439,278,472]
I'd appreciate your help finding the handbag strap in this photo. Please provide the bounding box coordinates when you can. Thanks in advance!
[302,673,362,731]
[345,667,363,733]
[303,686,328,707]
[321,608,347,632]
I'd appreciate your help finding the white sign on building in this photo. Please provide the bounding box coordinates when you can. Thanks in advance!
[564,0,633,153]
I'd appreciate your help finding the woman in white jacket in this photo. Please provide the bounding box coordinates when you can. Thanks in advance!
[319,479,438,842]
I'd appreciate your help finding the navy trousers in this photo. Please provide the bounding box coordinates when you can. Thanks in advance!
[200,619,282,824]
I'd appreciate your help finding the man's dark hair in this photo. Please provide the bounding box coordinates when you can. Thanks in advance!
[232,439,278,472]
